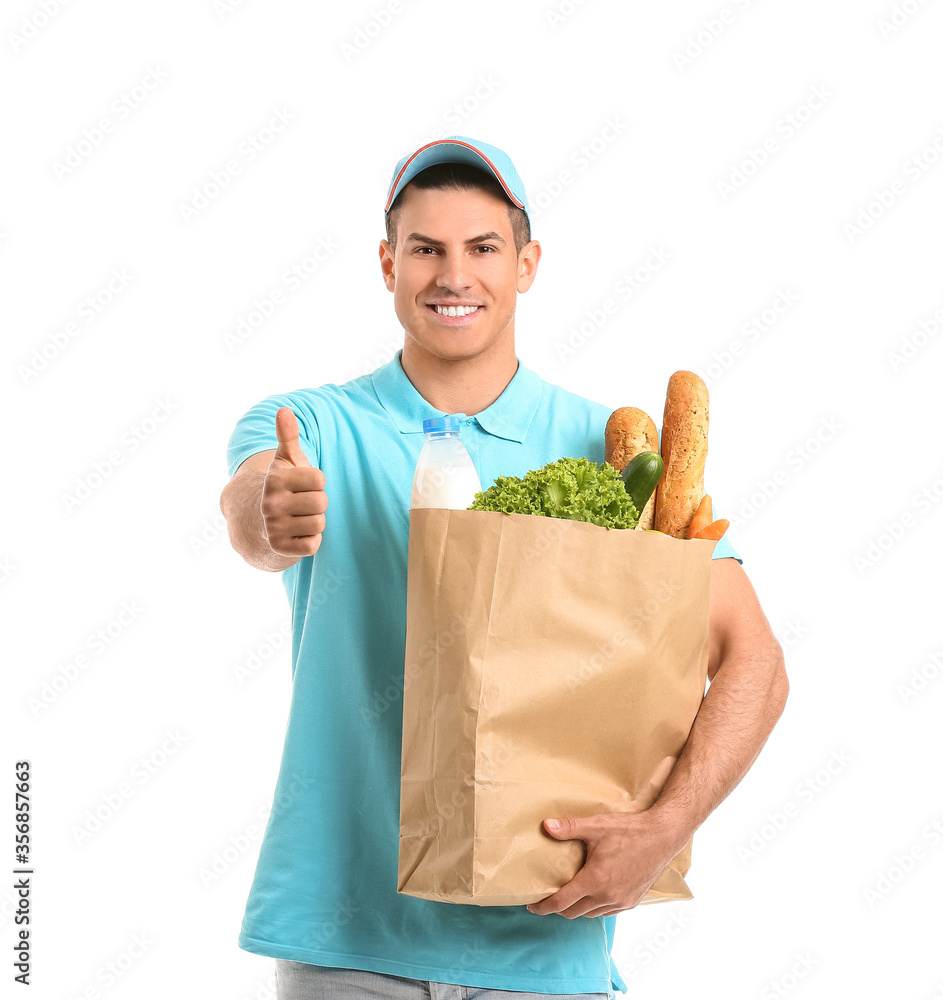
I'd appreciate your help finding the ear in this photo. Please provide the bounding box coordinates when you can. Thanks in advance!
[516,240,541,293]
[379,240,395,292]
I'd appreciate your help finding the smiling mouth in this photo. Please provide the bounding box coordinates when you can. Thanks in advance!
[427,304,482,317]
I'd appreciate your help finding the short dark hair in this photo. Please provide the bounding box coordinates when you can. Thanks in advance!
[385,162,531,256]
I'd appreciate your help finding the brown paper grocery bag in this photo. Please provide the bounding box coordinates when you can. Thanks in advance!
[397,507,716,907]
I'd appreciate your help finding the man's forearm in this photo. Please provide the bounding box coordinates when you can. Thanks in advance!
[648,639,788,852]
[220,471,300,573]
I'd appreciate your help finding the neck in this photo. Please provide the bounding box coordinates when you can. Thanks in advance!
[399,337,519,416]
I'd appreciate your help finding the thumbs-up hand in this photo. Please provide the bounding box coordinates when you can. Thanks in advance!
[260,407,328,557]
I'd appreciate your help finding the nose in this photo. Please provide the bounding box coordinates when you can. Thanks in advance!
[435,253,473,294]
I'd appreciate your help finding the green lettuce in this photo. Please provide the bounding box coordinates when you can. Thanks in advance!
[468,456,639,529]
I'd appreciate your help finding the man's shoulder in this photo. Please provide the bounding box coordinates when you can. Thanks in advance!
[278,368,378,409]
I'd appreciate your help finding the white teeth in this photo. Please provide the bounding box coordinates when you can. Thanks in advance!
[434,305,479,317]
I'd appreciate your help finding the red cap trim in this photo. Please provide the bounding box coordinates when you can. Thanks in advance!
[385,139,524,212]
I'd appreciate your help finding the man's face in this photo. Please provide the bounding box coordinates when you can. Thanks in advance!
[379,185,540,363]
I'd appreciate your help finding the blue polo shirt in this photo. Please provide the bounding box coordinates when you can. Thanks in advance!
[225,349,741,996]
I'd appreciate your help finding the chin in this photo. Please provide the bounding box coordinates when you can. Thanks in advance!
[428,342,486,362]
[409,330,489,360]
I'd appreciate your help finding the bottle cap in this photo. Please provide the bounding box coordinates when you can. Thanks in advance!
[422,415,464,434]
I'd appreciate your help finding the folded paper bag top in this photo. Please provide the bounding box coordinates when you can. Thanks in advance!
[398,506,716,907]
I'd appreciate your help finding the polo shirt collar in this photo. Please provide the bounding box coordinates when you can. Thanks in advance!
[372,349,542,444]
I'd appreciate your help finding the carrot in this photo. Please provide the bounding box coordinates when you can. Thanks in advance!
[694,518,729,542]
[686,494,713,539]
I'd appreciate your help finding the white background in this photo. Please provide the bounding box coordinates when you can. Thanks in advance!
[3,1,941,997]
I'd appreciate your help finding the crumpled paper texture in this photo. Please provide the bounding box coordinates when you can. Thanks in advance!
[398,507,715,907]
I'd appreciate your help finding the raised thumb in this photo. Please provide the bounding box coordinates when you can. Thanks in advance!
[273,407,309,467]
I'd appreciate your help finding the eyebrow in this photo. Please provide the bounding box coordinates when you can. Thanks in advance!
[403,231,507,248]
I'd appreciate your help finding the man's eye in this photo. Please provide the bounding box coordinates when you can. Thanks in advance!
[475,245,496,253]
[415,247,437,254]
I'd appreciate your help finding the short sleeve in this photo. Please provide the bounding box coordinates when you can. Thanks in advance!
[225,391,321,478]
[710,525,742,564]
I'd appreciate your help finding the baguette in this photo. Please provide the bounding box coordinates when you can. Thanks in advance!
[653,372,709,538]
[605,406,658,529]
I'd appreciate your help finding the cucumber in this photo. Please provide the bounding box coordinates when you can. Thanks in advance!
[619,451,664,519]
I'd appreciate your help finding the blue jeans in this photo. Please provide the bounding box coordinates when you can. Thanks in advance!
[274,959,611,999]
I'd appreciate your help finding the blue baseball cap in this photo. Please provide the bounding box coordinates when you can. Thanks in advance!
[384,135,531,227]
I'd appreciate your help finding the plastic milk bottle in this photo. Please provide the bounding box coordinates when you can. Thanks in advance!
[410,416,482,510]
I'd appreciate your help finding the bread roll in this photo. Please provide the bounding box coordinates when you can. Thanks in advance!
[605,406,658,528]
[654,372,708,538]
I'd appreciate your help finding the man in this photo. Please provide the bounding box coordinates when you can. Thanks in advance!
[219,135,788,999]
